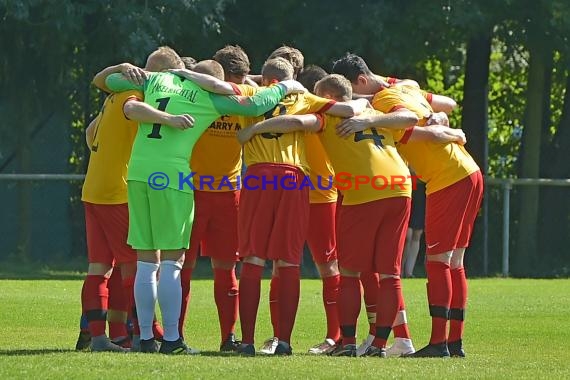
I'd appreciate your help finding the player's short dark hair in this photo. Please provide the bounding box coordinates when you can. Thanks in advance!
[181,56,197,70]
[213,45,250,77]
[297,65,328,94]
[268,45,304,78]
[261,57,294,82]
[315,74,353,102]
[193,60,225,81]
[332,53,373,83]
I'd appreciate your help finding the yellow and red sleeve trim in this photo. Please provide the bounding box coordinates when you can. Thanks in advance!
[318,100,337,113]
[230,83,242,95]
[389,105,406,113]
[399,127,415,144]
[314,113,326,132]
[426,92,433,103]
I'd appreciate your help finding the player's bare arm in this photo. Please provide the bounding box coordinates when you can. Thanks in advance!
[93,63,147,92]
[325,98,369,118]
[336,110,419,138]
[408,125,467,145]
[429,94,457,114]
[123,99,195,130]
[236,114,321,145]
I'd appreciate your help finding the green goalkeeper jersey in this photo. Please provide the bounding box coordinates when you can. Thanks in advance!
[106,72,286,192]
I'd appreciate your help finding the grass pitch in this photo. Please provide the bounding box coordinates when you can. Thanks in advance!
[0,278,569,379]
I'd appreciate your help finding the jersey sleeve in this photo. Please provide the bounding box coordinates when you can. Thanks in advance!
[372,91,407,113]
[105,73,144,92]
[209,84,285,117]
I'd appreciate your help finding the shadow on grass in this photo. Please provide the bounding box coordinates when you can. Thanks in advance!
[0,349,76,356]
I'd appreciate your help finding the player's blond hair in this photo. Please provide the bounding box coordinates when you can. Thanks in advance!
[261,57,294,82]
[268,45,304,78]
[146,46,184,71]
[193,60,225,81]
[315,74,353,102]
[213,45,250,77]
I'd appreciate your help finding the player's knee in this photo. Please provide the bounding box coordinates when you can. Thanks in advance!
[339,267,359,277]
[426,251,452,264]
[317,261,339,278]
[88,263,113,276]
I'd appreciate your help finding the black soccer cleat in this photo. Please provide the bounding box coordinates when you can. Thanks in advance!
[407,342,450,358]
[75,331,92,351]
[220,333,241,352]
[159,338,194,355]
[362,345,387,358]
[140,338,159,353]
[447,339,466,357]
[274,341,293,356]
[237,343,256,356]
[330,344,357,357]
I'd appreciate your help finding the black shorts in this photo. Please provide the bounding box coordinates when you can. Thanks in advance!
[409,180,426,230]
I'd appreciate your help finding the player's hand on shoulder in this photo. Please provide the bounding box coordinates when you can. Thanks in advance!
[279,80,307,95]
[121,63,148,86]
[167,114,195,130]
[236,126,255,145]
[336,115,370,138]
[426,111,449,127]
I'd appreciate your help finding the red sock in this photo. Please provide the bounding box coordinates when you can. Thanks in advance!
[338,276,361,345]
[426,260,452,344]
[323,274,341,341]
[373,277,401,348]
[82,275,109,337]
[152,319,164,340]
[239,263,264,344]
[277,266,300,344]
[179,267,193,336]
[214,268,239,342]
[449,266,468,342]
[392,307,411,339]
[360,272,379,336]
[269,275,280,337]
[107,270,127,340]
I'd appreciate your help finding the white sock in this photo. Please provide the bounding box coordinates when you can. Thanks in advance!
[158,260,183,342]
[134,261,159,340]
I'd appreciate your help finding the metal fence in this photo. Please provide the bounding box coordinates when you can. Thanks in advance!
[2,174,570,277]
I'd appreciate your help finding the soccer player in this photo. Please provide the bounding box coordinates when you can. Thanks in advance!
[332,54,483,357]
[237,74,466,358]
[104,51,304,354]
[297,64,341,355]
[179,46,253,352]
[79,48,187,352]
[234,59,369,357]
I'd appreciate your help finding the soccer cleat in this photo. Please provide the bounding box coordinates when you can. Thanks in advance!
[407,342,450,358]
[220,333,241,352]
[111,337,132,349]
[386,338,416,357]
[90,336,129,352]
[159,338,197,355]
[139,338,159,353]
[330,343,357,357]
[361,345,387,358]
[356,334,375,357]
[237,343,256,356]
[274,341,293,356]
[259,337,278,355]
[308,338,337,355]
[448,339,466,357]
[75,331,91,351]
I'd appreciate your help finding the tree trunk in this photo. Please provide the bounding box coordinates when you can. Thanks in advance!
[515,22,551,276]
[461,34,492,172]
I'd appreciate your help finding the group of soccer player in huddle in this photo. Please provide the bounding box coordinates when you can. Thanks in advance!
[77,43,482,358]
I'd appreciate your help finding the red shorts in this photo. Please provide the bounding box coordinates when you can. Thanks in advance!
[84,202,136,265]
[238,163,309,265]
[337,197,410,275]
[425,170,484,254]
[187,190,240,262]
[307,202,337,264]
